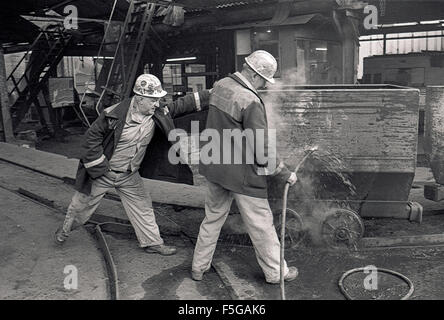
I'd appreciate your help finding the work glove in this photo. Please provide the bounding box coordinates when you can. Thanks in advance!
[287,172,298,186]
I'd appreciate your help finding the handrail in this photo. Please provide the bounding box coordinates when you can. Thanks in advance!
[95,0,137,116]
[6,33,44,82]
[78,0,119,126]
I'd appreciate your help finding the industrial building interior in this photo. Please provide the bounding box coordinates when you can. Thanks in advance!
[2,0,444,301]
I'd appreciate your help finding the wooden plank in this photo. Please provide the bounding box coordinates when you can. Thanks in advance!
[0,142,207,209]
[360,234,444,248]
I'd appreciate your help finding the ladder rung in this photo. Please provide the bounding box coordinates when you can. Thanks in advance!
[101,42,119,45]
[129,15,142,22]
[134,2,148,8]
[125,41,139,46]
[87,90,101,97]
[131,10,145,16]
[101,86,121,97]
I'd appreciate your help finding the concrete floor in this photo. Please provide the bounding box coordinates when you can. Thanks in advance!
[103,233,231,300]
[0,187,108,300]
[0,159,230,300]
[2,139,444,300]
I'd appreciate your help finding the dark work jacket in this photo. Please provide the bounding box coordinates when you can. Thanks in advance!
[74,91,210,195]
[199,73,290,199]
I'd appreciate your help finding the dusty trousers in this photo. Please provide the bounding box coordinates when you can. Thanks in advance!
[62,170,163,247]
[192,180,289,282]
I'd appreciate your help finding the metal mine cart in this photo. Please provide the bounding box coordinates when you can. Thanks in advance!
[262,85,423,250]
[424,86,444,203]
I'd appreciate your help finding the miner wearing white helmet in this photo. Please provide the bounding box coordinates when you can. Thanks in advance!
[244,49,277,84]
[192,50,298,284]
[55,74,210,256]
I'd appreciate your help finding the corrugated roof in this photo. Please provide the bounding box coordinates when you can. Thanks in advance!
[217,13,318,30]
[180,0,275,13]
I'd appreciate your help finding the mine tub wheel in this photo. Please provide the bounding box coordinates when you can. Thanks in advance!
[273,208,306,249]
[321,208,364,250]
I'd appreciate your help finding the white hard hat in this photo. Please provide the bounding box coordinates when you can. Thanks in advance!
[245,50,277,84]
[133,74,167,98]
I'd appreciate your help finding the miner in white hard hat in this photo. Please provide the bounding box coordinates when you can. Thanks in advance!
[192,50,299,283]
[244,49,277,84]
[55,74,210,256]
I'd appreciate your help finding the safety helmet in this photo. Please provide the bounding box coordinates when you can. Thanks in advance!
[245,50,277,84]
[133,74,167,98]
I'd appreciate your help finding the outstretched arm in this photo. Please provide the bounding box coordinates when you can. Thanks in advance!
[167,90,210,118]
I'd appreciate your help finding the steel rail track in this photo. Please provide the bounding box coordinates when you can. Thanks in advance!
[0,160,239,299]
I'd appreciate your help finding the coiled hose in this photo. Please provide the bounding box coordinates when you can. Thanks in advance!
[338,267,414,300]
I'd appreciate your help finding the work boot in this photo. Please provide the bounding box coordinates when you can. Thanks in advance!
[266,266,299,284]
[191,270,205,281]
[144,244,177,256]
[54,227,69,245]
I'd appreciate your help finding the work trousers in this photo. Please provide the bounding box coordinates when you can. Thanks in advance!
[62,170,163,247]
[192,180,289,282]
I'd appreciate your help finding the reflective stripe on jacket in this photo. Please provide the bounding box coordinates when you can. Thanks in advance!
[74,90,210,195]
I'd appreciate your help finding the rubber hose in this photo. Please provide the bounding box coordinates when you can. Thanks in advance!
[280,183,290,300]
[279,149,316,300]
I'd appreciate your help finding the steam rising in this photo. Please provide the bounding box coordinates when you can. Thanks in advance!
[260,72,359,249]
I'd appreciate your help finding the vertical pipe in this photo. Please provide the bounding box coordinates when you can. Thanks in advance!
[383,33,386,55]
[72,57,76,90]
[426,31,429,51]
[441,30,444,51]
[181,63,187,94]
[0,45,15,142]
[342,20,357,84]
